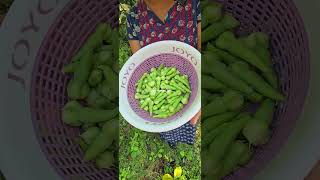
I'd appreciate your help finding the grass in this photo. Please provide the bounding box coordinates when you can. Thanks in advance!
[119,116,201,180]
[118,24,201,180]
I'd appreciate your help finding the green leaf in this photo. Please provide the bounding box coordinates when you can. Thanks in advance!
[179,151,185,157]
[131,152,137,158]
[187,151,193,161]
[132,146,139,151]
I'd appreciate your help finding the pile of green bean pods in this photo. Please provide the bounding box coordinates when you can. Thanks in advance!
[61,23,119,169]
[135,65,191,118]
[201,1,285,179]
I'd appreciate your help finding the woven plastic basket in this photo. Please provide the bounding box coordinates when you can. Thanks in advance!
[214,0,310,179]
[127,53,198,123]
[30,0,118,179]
[28,0,309,179]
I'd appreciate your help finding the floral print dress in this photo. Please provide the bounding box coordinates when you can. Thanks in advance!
[126,0,201,147]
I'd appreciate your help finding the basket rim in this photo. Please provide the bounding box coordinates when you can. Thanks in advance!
[119,40,201,132]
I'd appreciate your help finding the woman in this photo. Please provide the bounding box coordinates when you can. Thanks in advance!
[126,0,201,147]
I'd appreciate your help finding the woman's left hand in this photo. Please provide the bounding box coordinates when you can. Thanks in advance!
[190,111,201,126]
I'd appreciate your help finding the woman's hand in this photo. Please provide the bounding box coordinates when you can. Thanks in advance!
[190,111,201,126]
[128,40,141,54]
[197,22,201,50]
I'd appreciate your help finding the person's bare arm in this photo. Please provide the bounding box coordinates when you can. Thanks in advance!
[190,111,201,126]
[197,22,201,50]
[190,22,202,126]
[128,40,141,54]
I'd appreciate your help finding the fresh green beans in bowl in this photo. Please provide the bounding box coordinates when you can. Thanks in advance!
[135,65,191,119]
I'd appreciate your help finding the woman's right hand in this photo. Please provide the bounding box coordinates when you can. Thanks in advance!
[190,111,201,126]
[128,40,141,54]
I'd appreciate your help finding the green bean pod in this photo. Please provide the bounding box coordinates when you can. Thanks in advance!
[170,81,187,93]
[80,127,100,145]
[167,96,179,105]
[95,151,115,169]
[239,33,278,88]
[174,103,184,114]
[80,83,91,99]
[204,116,250,176]
[149,101,154,115]
[62,101,118,125]
[202,123,228,148]
[164,84,177,91]
[166,90,181,99]
[202,112,239,134]
[202,74,227,92]
[135,93,149,100]
[96,151,115,169]
[161,67,170,76]
[202,90,218,106]
[181,93,190,105]
[154,94,167,104]
[99,65,119,98]
[84,119,117,161]
[202,2,223,25]
[71,23,109,62]
[88,69,103,87]
[166,67,177,76]
[62,62,78,73]
[136,73,147,93]
[96,50,113,66]
[202,91,244,119]
[202,52,263,102]
[166,71,178,80]
[254,99,275,124]
[98,81,118,101]
[153,99,166,110]
[202,52,252,93]
[169,97,183,113]
[238,147,253,166]
[202,13,240,43]
[219,141,251,178]
[158,64,164,72]
[242,118,270,146]
[230,61,284,101]
[141,98,150,109]
[86,89,114,109]
[174,75,190,89]
[97,45,113,52]
[67,52,93,99]
[153,112,170,118]
[176,81,191,93]
[75,137,88,151]
[153,109,166,115]
[206,43,239,64]
[216,31,269,72]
